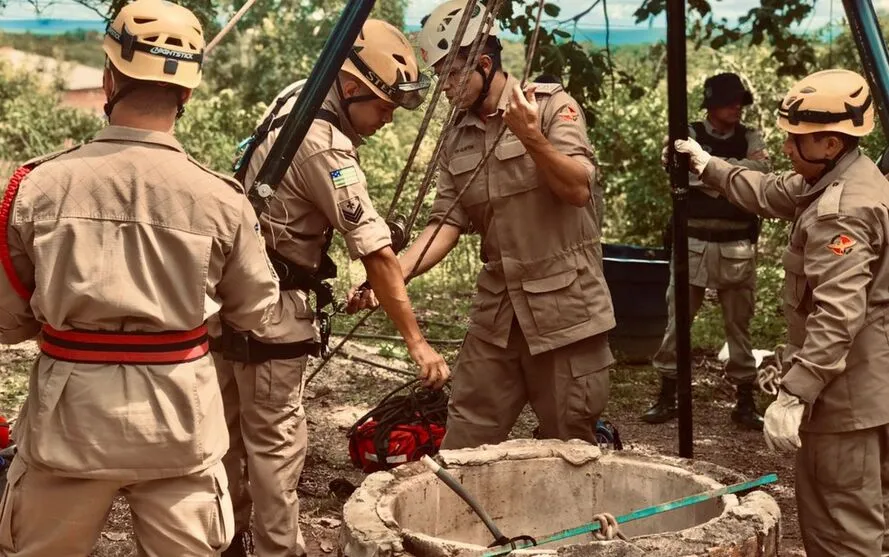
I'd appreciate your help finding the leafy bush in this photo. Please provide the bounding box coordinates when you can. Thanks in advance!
[0,61,102,171]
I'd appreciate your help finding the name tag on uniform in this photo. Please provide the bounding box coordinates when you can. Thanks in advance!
[330,166,360,188]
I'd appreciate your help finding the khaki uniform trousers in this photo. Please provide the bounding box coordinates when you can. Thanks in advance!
[796,425,889,557]
[215,353,308,557]
[441,321,611,450]
[653,238,757,384]
[0,458,232,556]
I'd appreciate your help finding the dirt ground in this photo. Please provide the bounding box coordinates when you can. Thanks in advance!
[0,340,804,556]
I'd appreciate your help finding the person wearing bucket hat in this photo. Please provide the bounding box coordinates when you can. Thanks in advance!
[0,0,281,554]
[674,68,889,556]
[643,72,770,430]
[214,17,447,557]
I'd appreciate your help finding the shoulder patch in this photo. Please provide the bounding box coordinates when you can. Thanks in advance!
[528,82,563,95]
[187,155,245,194]
[827,233,856,256]
[557,104,580,122]
[817,181,844,218]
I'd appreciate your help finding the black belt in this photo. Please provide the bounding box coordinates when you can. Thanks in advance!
[687,227,751,243]
[210,330,320,364]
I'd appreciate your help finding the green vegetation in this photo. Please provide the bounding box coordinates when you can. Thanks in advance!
[1,3,886,357]
[0,30,105,68]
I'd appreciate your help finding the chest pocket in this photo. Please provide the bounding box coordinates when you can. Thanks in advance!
[781,246,810,310]
[493,138,537,197]
[448,152,488,207]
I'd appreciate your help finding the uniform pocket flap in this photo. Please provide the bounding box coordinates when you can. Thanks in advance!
[522,269,579,294]
[448,153,483,175]
[494,139,528,161]
[688,238,707,254]
[781,247,805,273]
[477,271,506,294]
[718,241,755,260]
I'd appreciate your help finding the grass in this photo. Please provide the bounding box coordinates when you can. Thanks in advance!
[0,347,32,422]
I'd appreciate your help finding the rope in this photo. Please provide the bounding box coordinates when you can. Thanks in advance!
[308,0,547,384]
[333,331,464,345]
[590,513,629,541]
[205,0,259,57]
[409,0,545,276]
[404,0,506,236]
[757,344,786,396]
[384,0,484,219]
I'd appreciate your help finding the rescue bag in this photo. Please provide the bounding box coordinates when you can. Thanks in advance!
[347,380,448,474]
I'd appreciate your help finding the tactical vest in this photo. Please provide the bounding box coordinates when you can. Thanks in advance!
[687,122,759,224]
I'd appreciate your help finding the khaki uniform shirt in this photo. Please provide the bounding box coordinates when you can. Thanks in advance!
[430,75,615,357]
[242,82,392,343]
[704,150,889,432]
[0,126,279,478]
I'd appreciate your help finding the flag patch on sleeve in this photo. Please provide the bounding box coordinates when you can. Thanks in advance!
[330,166,360,188]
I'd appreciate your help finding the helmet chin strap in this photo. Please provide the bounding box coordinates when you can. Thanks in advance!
[793,135,852,182]
[336,76,379,128]
[470,62,497,113]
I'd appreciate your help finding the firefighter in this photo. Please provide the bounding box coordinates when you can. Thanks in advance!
[642,72,771,430]
[349,0,615,449]
[674,68,889,556]
[0,0,280,554]
[214,19,449,557]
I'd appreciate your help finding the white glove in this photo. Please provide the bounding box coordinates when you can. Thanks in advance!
[673,137,711,175]
[763,388,805,453]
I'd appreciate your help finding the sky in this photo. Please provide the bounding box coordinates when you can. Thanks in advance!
[2,0,888,28]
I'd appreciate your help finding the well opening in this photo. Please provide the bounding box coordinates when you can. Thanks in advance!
[340,440,781,557]
[388,455,723,547]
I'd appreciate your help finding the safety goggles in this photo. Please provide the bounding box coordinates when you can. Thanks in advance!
[347,50,431,110]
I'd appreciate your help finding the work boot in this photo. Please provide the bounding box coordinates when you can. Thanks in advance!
[731,383,764,431]
[222,531,253,557]
[640,377,677,424]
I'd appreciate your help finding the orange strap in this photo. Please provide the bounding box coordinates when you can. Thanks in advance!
[39,324,209,365]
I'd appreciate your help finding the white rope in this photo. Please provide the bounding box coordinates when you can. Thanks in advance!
[757,344,786,396]
[591,513,628,541]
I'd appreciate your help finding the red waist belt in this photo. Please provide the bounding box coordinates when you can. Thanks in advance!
[39,324,210,365]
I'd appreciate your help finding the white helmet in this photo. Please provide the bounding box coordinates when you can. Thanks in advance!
[417,0,499,67]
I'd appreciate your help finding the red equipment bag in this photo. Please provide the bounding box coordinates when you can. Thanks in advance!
[348,380,448,474]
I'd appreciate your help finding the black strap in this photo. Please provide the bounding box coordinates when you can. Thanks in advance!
[268,108,340,138]
[212,327,320,364]
[687,226,752,243]
[233,90,342,182]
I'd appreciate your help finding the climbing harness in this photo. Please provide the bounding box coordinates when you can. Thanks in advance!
[347,379,449,473]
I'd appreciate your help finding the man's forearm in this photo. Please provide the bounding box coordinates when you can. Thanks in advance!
[398,223,461,282]
[523,131,592,207]
[725,154,771,173]
[363,247,425,346]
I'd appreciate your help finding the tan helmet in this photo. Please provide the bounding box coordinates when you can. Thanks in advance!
[103,0,205,89]
[341,19,430,110]
[417,0,499,68]
[777,69,874,137]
